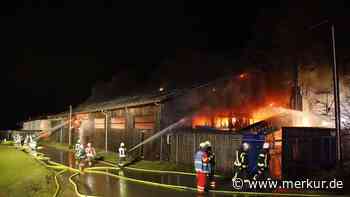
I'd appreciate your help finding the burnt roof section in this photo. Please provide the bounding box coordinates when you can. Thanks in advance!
[46,69,264,119]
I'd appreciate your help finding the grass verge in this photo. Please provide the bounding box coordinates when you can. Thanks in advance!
[0,145,55,197]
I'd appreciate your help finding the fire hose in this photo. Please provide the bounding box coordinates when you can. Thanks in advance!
[29,150,97,197]
[99,160,223,178]
[92,162,321,197]
[84,166,321,197]
[18,146,322,197]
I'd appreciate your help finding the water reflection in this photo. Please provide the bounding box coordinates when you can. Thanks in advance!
[269,144,282,179]
[86,173,96,189]
[118,170,127,196]
[68,151,75,168]
[40,146,294,197]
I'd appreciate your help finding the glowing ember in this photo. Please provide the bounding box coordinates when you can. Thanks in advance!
[239,73,248,80]
[192,116,211,128]
[192,113,252,130]
[214,117,229,128]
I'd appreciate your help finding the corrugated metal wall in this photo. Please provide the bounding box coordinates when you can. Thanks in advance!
[164,128,242,174]
[47,104,161,160]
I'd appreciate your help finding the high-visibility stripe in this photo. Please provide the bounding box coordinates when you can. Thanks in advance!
[234,160,241,165]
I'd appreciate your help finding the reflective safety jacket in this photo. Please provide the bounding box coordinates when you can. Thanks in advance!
[76,147,86,160]
[257,151,268,169]
[208,150,216,165]
[85,147,96,157]
[201,151,210,173]
[233,150,248,169]
[194,149,210,173]
[74,143,80,151]
[119,147,126,158]
[194,150,204,172]
[207,150,215,173]
[240,152,248,169]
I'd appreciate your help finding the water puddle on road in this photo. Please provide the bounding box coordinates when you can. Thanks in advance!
[38,146,291,197]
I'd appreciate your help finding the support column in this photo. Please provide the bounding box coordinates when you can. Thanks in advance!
[175,134,179,164]
[193,132,196,155]
[105,111,109,152]
[160,136,163,161]
[68,105,72,146]
[158,103,163,161]
[60,124,63,144]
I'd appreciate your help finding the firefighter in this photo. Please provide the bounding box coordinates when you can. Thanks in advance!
[205,140,216,188]
[118,142,126,166]
[74,144,86,170]
[24,135,29,146]
[85,142,96,166]
[253,142,270,180]
[29,135,37,155]
[194,142,210,193]
[75,144,86,161]
[232,142,249,182]
[15,134,22,148]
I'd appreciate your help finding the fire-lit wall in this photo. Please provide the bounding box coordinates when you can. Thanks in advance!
[299,63,350,129]
[161,71,291,132]
[299,64,350,161]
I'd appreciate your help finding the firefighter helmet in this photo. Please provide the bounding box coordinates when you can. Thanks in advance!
[199,142,206,148]
[263,142,270,149]
[205,140,212,147]
[242,142,249,151]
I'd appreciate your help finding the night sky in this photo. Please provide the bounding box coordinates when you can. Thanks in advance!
[3,1,349,129]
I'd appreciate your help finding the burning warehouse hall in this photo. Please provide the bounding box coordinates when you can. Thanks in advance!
[22,70,350,177]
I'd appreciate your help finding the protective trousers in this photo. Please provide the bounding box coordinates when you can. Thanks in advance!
[196,171,207,192]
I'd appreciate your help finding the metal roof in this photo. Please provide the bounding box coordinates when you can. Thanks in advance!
[47,90,182,118]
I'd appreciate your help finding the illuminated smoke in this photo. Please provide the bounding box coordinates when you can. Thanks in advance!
[79,120,94,145]
[252,106,332,127]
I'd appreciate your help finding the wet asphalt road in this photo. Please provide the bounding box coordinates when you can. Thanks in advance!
[38,146,303,197]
